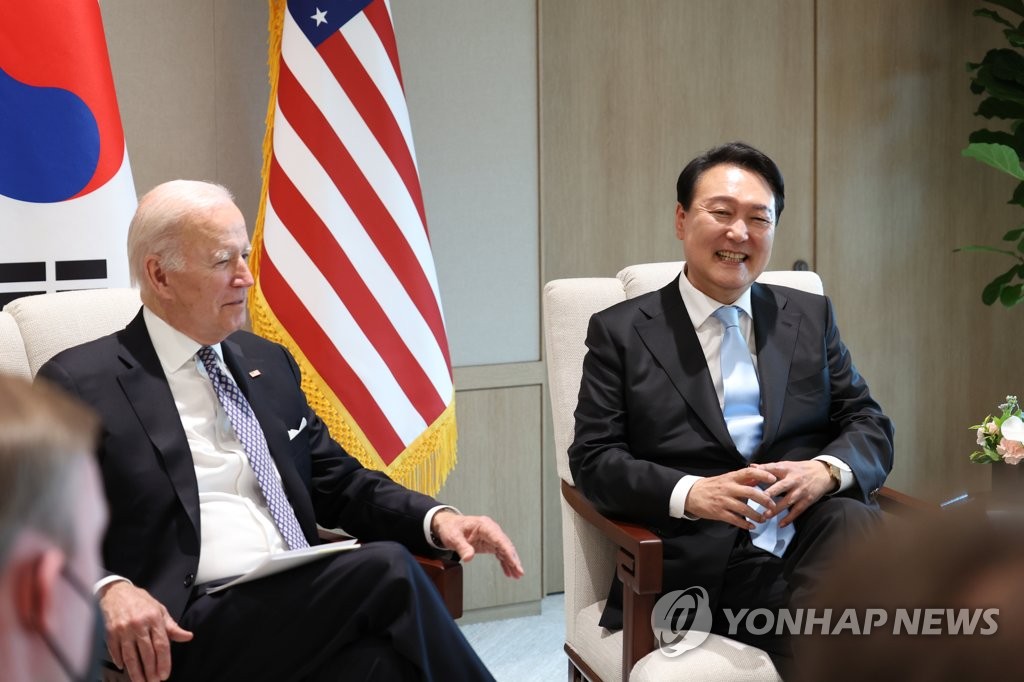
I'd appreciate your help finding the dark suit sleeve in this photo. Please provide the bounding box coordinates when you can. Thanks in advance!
[568,311,687,524]
[813,297,894,502]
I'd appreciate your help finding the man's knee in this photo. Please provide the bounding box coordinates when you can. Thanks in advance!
[812,496,881,537]
[343,540,422,587]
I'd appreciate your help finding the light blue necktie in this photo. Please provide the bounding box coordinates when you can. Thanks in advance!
[712,306,793,557]
[197,346,310,550]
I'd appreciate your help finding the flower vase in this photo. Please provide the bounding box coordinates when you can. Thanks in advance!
[991,463,1024,508]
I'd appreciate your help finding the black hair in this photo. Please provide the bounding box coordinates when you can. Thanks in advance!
[675,142,785,220]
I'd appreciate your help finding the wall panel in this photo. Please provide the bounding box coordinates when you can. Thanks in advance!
[439,385,544,612]
[540,0,816,283]
[816,0,1024,501]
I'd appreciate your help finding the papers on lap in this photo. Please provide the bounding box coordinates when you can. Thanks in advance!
[206,539,360,594]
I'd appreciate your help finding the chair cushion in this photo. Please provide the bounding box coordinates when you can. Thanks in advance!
[4,288,141,376]
[573,600,781,681]
[0,311,30,379]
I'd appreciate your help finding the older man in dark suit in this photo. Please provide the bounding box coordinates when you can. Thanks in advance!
[39,180,523,682]
[569,142,894,670]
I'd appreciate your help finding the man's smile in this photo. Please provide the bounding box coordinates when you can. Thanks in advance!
[716,250,747,263]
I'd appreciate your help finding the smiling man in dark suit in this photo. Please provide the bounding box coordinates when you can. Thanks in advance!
[568,142,894,671]
[38,180,523,682]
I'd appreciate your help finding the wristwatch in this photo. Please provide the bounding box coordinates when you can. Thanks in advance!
[822,460,841,493]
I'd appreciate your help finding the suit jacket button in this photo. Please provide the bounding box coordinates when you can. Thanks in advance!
[184,573,195,588]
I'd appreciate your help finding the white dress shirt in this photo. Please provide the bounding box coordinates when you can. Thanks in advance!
[667,270,853,519]
[146,309,291,583]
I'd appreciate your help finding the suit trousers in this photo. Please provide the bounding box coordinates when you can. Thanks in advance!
[167,541,493,682]
[712,496,881,678]
[600,496,880,677]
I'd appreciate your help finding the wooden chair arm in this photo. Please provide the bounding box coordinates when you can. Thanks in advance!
[561,481,663,594]
[414,555,463,619]
[878,485,938,515]
[562,480,662,679]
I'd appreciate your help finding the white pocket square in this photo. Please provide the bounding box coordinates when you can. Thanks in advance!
[287,417,307,441]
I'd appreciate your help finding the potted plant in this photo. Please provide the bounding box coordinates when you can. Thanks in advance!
[960,0,1024,308]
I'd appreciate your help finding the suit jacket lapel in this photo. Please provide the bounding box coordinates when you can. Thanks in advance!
[634,279,738,456]
[751,282,802,454]
[221,338,318,534]
[115,312,201,537]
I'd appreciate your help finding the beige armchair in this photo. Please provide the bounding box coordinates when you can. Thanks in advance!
[0,288,464,681]
[543,262,927,682]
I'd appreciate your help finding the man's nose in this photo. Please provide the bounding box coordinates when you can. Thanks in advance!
[727,220,749,242]
[235,258,255,287]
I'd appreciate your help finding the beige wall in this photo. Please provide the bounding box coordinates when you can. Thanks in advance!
[100,0,267,226]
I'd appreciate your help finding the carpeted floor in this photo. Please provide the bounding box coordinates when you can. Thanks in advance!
[459,593,566,681]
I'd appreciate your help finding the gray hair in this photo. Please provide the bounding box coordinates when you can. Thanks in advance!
[0,376,100,565]
[127,180,236,293]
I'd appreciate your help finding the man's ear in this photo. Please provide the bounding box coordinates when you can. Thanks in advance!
[11,548,64,633]
[144,255,172,300]
[675,202,687,241]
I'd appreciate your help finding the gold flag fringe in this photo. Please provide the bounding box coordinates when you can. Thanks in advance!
[247,2,458,496]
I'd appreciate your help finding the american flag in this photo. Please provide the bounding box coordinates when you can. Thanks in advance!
[249,0,457,494]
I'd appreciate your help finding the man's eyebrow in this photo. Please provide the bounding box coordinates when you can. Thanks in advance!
[703,195,774,214]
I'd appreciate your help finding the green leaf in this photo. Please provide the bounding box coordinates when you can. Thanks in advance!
[984,0,1024,20]
[963,142,1024,180]
[957,244,1020,256]
[977,96,1024,119]
[969,129,1024,159]
[1011,183,1024,207]
[973,66,1024,102]
[976,7,1018,27]
[1005,226,1024,240]
[982,263,1021,305]
[978,49,1024,86]
[1000,282,1024,306]
[1008,29,1024,47]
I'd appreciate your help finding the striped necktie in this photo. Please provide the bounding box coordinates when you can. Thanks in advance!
[197,346,309,550]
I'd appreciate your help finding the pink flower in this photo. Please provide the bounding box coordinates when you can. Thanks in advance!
[997,439,1024,465]
[987,421,1000,434]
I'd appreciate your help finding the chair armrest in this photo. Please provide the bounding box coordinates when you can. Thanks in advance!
[878,485,937,515]
[318,528,463,619]
[562,480,662,680]
[414,555,463,619]
[561,481,663,594]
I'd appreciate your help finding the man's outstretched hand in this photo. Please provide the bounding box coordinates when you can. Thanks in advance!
[431,511,525,579]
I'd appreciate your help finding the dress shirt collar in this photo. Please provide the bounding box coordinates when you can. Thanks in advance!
[677,263,754,329]
[143,307,225,374]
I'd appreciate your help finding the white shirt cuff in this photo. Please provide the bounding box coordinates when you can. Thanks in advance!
[424,505,460,549]
[669,475,703,520]
[94,574,132,596]
[814,454,853,493]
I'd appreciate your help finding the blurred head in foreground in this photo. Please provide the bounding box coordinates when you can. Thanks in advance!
[0,375,106,682]
[795,507,1024,682]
